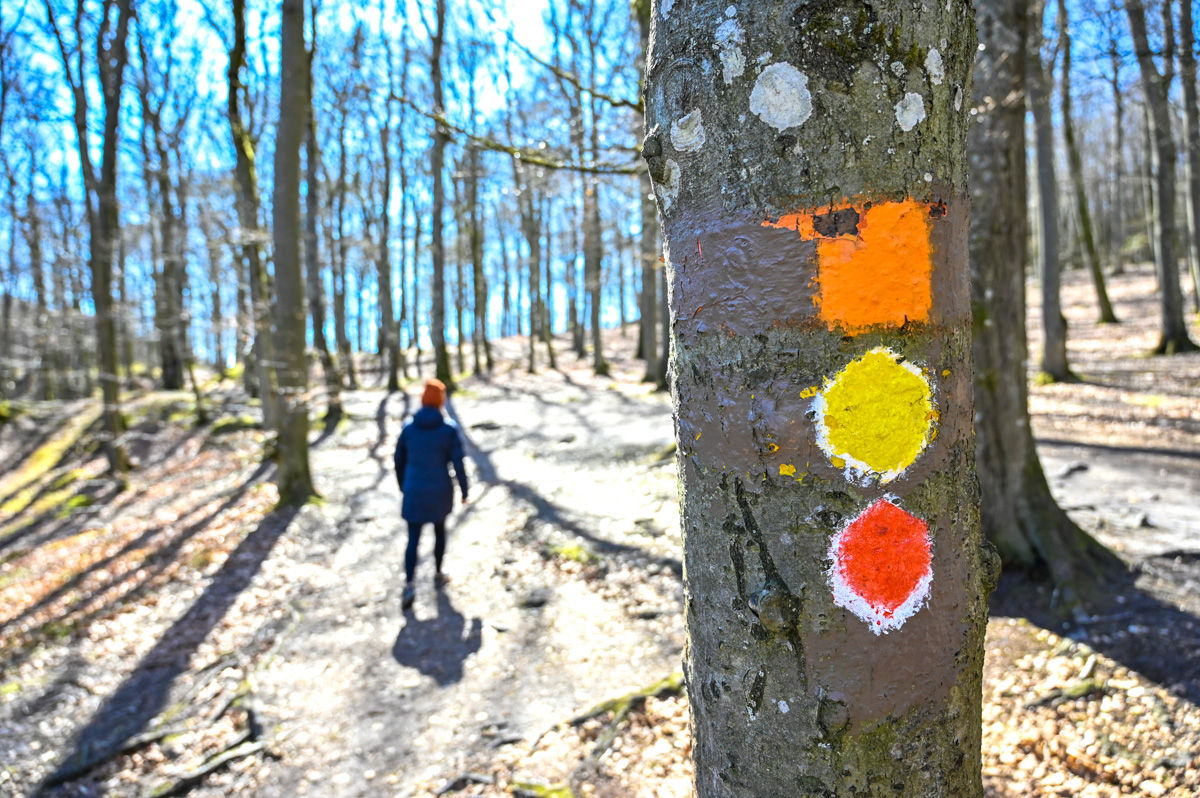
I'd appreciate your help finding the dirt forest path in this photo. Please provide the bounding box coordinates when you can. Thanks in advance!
[4,266,1199,797]
[247,351,685,797]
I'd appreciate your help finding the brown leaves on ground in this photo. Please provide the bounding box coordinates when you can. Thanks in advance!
[425,618,1197,798]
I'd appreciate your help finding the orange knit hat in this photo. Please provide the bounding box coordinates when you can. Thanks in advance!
[421,379,446,408]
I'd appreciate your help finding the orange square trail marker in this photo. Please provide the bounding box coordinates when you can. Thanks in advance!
[764,198,933,333]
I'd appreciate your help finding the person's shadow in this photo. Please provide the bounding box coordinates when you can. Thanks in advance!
[392,589,482,686]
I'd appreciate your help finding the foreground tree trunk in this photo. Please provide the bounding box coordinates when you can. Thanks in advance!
[1026,0,1072,381]
[1125,0,1199,353]
[1057,0,1118,324]
[971,0,1124,607]
[272,0,315,504]
[647,2,990,793]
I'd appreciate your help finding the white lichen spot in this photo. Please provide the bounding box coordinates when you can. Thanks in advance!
[655,158,681,212]
[924,172,933,182]
[725,4,737,16]
[894,92,926,132]
[757,51,773,65]
[749,62,812,131]
[925,48,944,85]
[890,61,906,77]
[671,109,707,152]
[715,18,746,84]
[661,0,675,17]
[778,700,790,714]
[954,86,963,111]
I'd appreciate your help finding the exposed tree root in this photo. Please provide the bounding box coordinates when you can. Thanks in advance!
[144,739,266,798]
[569,671,684,760]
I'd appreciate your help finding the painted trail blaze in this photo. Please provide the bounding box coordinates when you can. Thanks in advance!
[830,499,933,635]
[764,198,933,333]
[814,347,936,483]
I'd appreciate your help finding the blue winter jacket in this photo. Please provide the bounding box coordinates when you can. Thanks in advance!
[394,406,469,524]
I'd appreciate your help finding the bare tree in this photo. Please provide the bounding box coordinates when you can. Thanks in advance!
[1125,0,1199,353]
[1057,0,1119,323]
[1027,0,1072,381]
[43,0,134,473]
[273,0,316,504]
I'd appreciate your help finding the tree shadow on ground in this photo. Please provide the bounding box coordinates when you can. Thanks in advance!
[990,566,1200,704]
[444,400,682,577]
[0,461,275,675]
[392,588,482,687]
[39,504,299,793]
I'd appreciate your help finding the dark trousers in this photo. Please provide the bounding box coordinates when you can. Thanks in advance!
[404,519,446,583]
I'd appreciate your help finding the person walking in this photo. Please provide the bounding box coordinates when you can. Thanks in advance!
[394,379,469,610]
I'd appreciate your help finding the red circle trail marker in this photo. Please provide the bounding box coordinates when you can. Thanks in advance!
[829,498,933,634]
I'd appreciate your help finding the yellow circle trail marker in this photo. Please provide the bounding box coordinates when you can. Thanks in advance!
[814,347,936,482]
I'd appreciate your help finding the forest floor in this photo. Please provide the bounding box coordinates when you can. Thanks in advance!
[1,262,1199,798]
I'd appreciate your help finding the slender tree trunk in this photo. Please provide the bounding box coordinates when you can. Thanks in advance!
[1125,0,1199,352]
[454,174,467,376]
[272,0,316,504]
[585,177,608,375]
[639,171,659,384]
[1179,0,1200,312]
[429,0,453,385]
[378,108,401,392]
[228,0,278,426]
[305,39,344,422]
[1027,0,1072,380]
[1058,0,1119,323]
[541,197,557,369]
[333,130,359,389]
[1108,45,1126,274]
[647,2,990,793]
[972,0,1124,605]
[413,193,424,375]
[47,0,134,472]
[568,207,583,356]
[498,207,512,337]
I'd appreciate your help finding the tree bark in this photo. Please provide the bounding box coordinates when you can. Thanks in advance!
[971,0,1125,606]
[1057,0,1119,324]
[333,120,359,389]
[1107,42,1126,274]
[1125,0,1199,353]
[1179,0,1200,313]
[647,2,989,793]
[272,0,316,504]
[635,0,659,384]
[378,57,402,392]
[1026,0,1072,381]
[429,0,453,385]
[305,18,344,421]
[227,0,279,425]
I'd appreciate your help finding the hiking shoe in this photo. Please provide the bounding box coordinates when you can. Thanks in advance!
[401,585,415,610]
[434,572,450,589]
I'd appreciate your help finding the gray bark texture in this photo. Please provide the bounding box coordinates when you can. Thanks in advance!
[645,2,990,794]
[970,0,1124,603]
[272,0,315,505]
